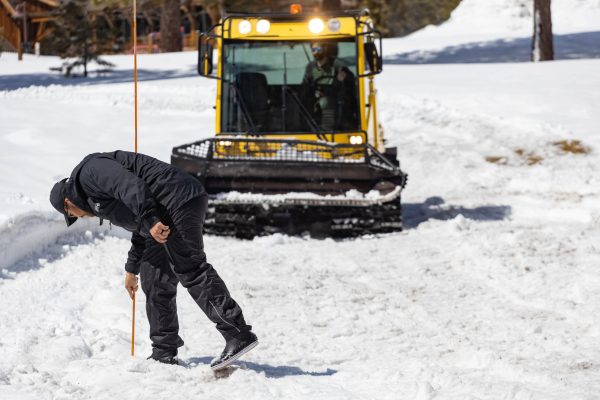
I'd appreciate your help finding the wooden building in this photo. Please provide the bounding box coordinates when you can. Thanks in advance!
[0,0,57,52]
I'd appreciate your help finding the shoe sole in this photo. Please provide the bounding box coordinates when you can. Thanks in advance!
[211,340,258,371]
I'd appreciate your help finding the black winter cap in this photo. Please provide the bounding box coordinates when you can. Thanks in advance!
[50,178,78,227]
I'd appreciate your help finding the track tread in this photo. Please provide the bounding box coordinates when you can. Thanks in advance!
[203,200,402,239]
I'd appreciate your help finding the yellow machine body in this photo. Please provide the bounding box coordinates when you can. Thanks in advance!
[202,11,383,154]
[171,10,406,238]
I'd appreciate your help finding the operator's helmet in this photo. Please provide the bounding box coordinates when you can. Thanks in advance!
[311,42,339,59]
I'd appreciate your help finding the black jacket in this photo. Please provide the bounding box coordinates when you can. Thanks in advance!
[66,151,205,274]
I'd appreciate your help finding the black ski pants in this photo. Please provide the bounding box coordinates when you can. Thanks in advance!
[139,195,250,357]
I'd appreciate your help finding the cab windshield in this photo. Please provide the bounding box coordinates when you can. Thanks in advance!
[220,39,360,134]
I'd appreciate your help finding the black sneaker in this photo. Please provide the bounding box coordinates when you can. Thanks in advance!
[210,331,258,371]
[147,352,180,365]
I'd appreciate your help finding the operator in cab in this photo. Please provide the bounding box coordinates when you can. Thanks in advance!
[301,42,358,131]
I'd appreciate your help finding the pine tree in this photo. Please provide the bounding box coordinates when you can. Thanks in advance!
[387,0,461,37]
[532,0,553,61]
[362,0,391,37]
[46,0,115,77]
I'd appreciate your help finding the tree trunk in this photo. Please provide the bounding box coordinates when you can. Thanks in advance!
[532,0,553,62]
[83,42,88,77]
[205,4,220,30]
[160,0,182,52]
[182,5,196,34]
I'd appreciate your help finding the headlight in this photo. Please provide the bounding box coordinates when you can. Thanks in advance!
[308,18,324,34]
[327,18,341,32]
[256,19,270,34]
[238,20,251,35]
[349,135,364,145]
[218,140,233,146]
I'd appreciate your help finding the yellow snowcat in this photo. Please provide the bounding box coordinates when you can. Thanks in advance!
[171,7,407,238]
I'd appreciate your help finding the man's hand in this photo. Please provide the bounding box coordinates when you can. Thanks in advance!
[125,272,138,300]
[150,221,170,243]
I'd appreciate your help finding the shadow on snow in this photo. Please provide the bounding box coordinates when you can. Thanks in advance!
[3,31,598,91]
[403,196,511,229]
[384,31,600,64]
[186,356,338,378]
[0,67,198,91]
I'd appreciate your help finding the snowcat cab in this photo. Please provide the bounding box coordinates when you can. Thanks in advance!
[171,8,407,238]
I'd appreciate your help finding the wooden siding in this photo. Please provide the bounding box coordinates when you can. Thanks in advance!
[0,1,20,51]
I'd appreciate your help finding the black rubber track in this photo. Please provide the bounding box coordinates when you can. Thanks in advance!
[203,198,402,239]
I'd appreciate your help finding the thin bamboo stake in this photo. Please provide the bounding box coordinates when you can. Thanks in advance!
[131,290,136,356]
[131,0,138,358]
[133,0,138,153]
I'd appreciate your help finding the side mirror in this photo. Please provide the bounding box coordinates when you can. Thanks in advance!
[359,28,383,77]
[364,41,382,75]
[198,33,214,76]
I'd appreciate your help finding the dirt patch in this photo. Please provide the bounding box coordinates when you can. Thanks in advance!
[485,156,508,165]
[514,148,543,165]
[553,140,591,155]
[485,139,590,166]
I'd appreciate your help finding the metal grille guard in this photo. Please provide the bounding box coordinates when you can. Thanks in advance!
[173,137,398,171]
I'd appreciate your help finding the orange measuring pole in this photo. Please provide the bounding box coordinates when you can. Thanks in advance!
[131,0,138,357]
[133,0,139,154]
[131,291,136,356]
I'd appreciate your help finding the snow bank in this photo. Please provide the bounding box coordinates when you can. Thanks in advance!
[0,211,125,274]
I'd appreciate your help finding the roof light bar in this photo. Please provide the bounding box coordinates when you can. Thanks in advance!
[328,18,341,32]
[308,18,324,34]
[238,20,251,34]
[256,19,271,34]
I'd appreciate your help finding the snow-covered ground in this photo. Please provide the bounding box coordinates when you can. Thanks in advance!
[1,0,600,398]
[384,0,600,63]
